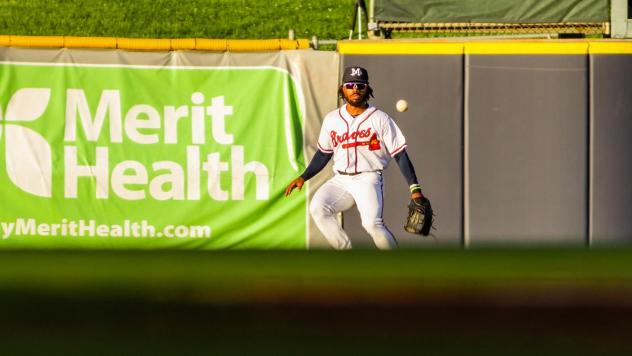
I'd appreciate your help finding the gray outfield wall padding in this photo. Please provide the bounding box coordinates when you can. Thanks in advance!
[341,55,464,248]
[341,46,632,248]
[590,55,632,245]
[465,55,587,246]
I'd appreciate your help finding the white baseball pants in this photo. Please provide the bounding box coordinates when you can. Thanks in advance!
[309,171,397,250]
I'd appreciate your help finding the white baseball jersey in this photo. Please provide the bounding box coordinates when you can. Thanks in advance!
[317,104,407,174]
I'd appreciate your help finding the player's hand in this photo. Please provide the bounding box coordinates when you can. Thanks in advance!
[284,177,305,197]
[411,191,423,204]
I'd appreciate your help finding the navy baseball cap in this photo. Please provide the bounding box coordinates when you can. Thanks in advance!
[341,66,369,84]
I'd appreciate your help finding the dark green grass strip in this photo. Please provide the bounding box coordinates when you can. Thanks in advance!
[1,249,632,303]
[2,249,632,355]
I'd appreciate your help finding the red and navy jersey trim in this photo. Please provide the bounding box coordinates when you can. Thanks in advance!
[317,142,333,153]
[390,143,407,157]
[337,107,351,172]
[353,108,378,173]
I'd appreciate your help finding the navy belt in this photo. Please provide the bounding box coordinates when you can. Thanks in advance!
[337,170,362,176]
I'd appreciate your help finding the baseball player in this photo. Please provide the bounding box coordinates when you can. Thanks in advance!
[285,66,431,249]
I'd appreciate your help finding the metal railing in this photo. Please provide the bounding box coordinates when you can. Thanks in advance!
[377,22,609,37]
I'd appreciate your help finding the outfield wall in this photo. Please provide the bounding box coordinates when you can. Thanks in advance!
[1,39,632,248]
[340,40,632,247]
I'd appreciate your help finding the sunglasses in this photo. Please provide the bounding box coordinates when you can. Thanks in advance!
[343,83,367,90]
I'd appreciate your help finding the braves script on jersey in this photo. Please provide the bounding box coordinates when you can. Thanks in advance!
[317,105,407,173]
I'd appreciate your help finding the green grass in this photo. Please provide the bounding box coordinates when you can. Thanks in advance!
[0,0,355,39]
[0,1,598,45]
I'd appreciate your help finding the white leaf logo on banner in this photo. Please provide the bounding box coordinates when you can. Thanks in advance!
[1,88,53,197]
[6,88,51,121]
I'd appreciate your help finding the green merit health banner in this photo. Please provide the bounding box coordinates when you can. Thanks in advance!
[0,62,307,248]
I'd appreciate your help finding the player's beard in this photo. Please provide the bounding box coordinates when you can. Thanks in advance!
[344,90,369,107]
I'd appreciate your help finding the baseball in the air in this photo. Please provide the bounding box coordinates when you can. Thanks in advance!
[396,99,408,112]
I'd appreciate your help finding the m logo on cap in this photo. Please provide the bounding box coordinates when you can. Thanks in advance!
[342,66,369,85]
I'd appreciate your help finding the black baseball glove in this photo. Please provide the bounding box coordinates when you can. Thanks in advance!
[404,196,433,236]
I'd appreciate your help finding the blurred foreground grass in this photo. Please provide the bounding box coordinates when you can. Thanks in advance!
[2,249,632,355]
[1,249,632,303]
